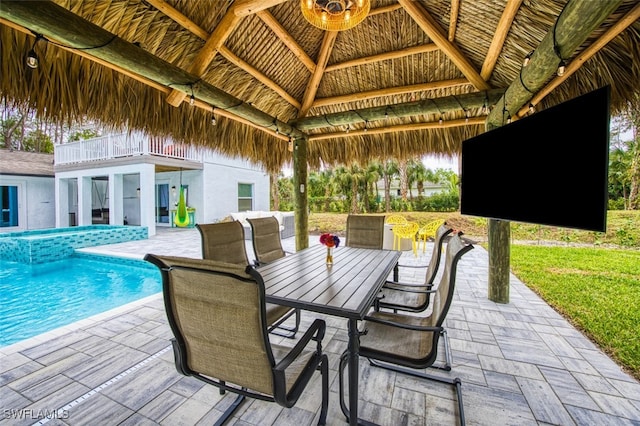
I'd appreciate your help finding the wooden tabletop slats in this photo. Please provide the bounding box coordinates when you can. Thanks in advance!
[259,245,401,319]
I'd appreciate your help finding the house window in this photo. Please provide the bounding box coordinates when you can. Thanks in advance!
[1,185,19,227]
[238,183,253,211]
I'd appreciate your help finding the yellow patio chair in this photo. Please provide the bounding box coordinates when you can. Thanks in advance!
[385,215,407,251]
[418,219,445,253]
[392,221,419,256]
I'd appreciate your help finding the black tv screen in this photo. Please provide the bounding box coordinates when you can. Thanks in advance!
[461,85,610,232]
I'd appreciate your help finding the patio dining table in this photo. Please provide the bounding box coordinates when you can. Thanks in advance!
[257,244,401,425]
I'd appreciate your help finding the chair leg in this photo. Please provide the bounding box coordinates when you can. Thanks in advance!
[268,308,300,339]
[213,393,245,426]
[366,359,465,426]
[318,354,329,426]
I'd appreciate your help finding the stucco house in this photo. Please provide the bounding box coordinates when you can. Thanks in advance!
[0,149,56,230]
[53,132,271,236]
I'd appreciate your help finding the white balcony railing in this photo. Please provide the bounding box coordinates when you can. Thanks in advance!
[54,132,203,165]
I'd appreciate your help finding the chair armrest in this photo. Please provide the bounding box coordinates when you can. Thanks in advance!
[274,318,326,373]
[363,315,443,333]
[383,281,435,294]
[383,285,435,294]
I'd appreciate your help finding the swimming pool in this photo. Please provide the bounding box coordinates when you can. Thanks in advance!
[0,253,161,347]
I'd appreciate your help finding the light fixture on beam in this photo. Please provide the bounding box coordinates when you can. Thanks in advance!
[301,0,370,31]
[26,34,44,69]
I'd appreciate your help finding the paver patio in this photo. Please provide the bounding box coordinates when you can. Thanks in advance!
[1,227,638,425]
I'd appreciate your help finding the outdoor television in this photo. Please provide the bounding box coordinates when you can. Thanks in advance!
[460,85,610,232]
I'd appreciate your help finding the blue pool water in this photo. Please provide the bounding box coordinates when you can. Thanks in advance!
[0,253,161,347]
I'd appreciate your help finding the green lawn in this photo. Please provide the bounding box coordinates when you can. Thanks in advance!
[509,245,640,380]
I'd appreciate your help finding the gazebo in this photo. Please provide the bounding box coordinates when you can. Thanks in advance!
[1,0,639,302]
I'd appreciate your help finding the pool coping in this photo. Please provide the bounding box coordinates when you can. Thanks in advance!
[0,292,162,356]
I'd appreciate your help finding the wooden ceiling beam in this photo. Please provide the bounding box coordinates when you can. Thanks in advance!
[311,78,470,109]
[256,10,316,72]
[218,46,301,108]
[448,0,461,41]
[298,30,338,118]
[233,0,290,17]
[481,0,524,81]
[165,8,242,106]
[517,3,640,119]
[294,89,505,131]
[0,1,302,138]
[398,0,490,92]
[486,0,624,129]
[0,17,288,142]
[309,117,486,141]
[368,4,403,17]
[325,43,439,73]
[145,0,208,39]
[147,1,300,110]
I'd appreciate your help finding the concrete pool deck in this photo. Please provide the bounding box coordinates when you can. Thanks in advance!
[1,226,639,425]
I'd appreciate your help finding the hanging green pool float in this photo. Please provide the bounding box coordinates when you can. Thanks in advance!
[174,186,190,227]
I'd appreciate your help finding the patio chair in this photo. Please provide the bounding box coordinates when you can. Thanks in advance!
[144,254,329,426]
[376,222,453,313]
[196,221,299,338]
[247,216,292,265]
[345,214,385,249]
[196,221,249,265]
[392,221,420,256]
[384,214,407,251]
[247,217,301,336]
[338,232,473,425]
[418,219,445,253]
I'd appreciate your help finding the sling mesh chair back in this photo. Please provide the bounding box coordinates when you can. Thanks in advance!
[247,216,287,265]
[145,254,329,425]
[247,216,300,337]
[338,232,473,425]
[196,221,249,265]
[376,223,453,313]
[196,220,299,338]
[345,214,385,249]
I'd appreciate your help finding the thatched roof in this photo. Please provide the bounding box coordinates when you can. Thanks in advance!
[1,0,639,172]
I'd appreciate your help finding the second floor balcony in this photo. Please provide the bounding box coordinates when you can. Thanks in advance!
[54,132,203,166]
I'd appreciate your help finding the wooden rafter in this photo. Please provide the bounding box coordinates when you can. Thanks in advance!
[293,89,505,131]
[516,2,640,118]
[311,78,470,109]
[0,1,302,137]
[298,31,338,118]
[256,10,316,73]
[481,0,524,81]
[309,117,486,141]
[232,0,290,17]
[218,46,301,109]
[0,17,288,142]
[486,0,624,128]
[398,0,490,92]
[448,0,460,41]
[325,43,439,72]
[165,8,242,107]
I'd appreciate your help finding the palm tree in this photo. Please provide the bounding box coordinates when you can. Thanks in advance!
[380,159,399,212]
[397,159,408,201]
[364,162,382,212]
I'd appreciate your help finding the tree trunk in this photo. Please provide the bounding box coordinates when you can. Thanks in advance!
[384,176,391,212]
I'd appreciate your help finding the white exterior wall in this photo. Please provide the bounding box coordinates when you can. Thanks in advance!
[0,175,55,230]
[55,163,153,234]
[200,152,269,224]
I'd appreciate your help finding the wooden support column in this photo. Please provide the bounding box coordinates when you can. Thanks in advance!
[293,136,309,251]
[484,0,622,303]
[488,219,510,303]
